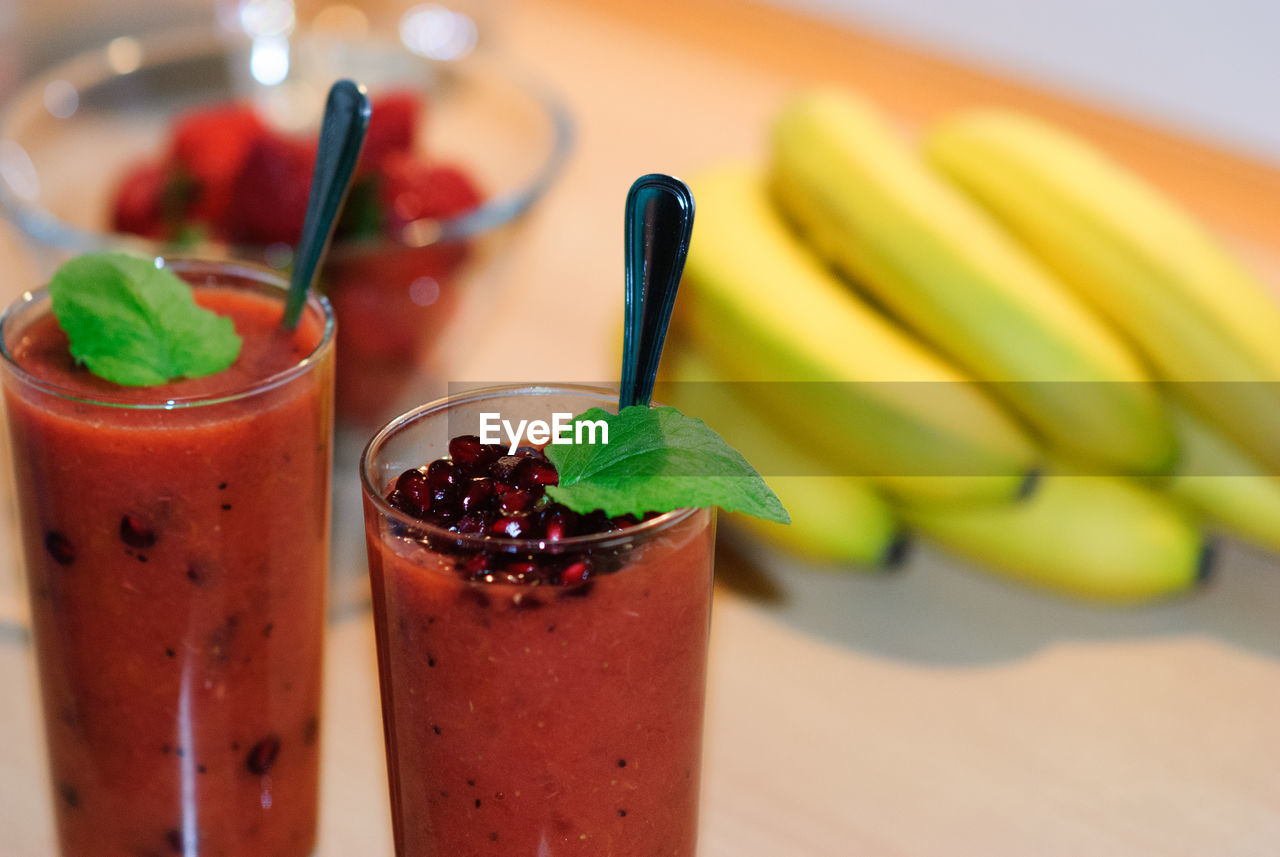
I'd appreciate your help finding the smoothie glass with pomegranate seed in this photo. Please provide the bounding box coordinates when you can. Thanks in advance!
[360,385,716,856]
[0,258,334,857]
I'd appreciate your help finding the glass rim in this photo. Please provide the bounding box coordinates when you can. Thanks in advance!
[0,26,575,255]
[360,383,703,552]
[0,255,335,410]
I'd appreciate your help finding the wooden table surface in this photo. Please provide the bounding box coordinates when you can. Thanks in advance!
[2,1,1279,854]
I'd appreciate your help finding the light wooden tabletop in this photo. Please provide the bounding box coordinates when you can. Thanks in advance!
[2,1,1279,854]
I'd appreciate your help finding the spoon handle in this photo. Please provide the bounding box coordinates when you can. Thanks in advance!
[281,79,372,330]
[620,173,696,409]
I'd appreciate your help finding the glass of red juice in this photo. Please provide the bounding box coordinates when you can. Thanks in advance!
[0,258,335,857]
[360,385,716,856]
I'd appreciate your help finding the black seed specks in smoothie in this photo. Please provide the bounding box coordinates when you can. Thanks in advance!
[120,514,157,549]
[246,736,281,775]
[45,531,76,565]
[58,782,80,808]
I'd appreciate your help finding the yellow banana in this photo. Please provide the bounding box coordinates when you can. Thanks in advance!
[769,88,1175,476]
[658,345,902,567]
[1162,403,1280,555]
[678,164,1038,506]
[925,107,1280,473]
[902,472,1213,604]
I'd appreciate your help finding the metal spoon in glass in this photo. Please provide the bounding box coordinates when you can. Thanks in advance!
[619,173,696,409]
[280,79,372,330]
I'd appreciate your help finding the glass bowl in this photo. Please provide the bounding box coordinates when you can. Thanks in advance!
[0,26,573,426]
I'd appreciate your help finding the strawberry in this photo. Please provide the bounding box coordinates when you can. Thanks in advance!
[359,91,421,172]
[378,153,483,234]
[169,103,268,226]
[110,160,169,239]
[225,132,316,245]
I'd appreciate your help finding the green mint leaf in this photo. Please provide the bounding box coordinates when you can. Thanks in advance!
[48,252,242,386]
[544,405,790,523]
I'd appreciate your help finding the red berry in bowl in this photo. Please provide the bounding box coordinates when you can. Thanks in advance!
[170,103,268,225]
[110,161,169,240]
[226,132,316,245]
[359,91,421,172]
[379,153,483,234]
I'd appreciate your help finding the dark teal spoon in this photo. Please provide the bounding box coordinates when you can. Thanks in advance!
[281,79,372,330]
[619,174,695,409]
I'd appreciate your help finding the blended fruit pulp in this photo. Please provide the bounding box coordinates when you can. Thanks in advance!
[3,285,332,857]
[365,454,714,857]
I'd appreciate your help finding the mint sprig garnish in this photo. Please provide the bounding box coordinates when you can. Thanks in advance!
[49,253,242,386]
[544,405,790,523]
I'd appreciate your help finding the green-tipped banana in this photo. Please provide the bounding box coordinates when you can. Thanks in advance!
[903,473,1212,603]
[658,345,902,566]
[925,107,1280,473]
[679,164,1038,506]
[1163,404,1280,555]
[769,89,1175,476]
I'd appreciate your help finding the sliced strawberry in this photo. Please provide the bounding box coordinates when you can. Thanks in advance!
[110,160,169,239]
[378,153,483,234]
[169,103,268,225]
[226,132,317,246]
[359,91,422,172]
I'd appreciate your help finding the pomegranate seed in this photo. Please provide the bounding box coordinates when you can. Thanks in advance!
[461,478,495,512]
[611,514,640,529]
[544,511,571,541]
[516,457,559,487]
[500,489,537,514]
[392,469,432,516]
[448,435,485,466]
[561,561,588,585]
[426,459,458,491]
[463,553,489,575]
[490,516,526,538]
[491,455,522,482]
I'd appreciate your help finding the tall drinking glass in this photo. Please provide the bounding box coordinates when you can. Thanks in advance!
[0,258,335,857]
[361,385,716,855]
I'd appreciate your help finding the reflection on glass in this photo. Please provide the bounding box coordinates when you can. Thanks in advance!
[105,37,143,75]
[43,80,78,119]
[399,3,478,61]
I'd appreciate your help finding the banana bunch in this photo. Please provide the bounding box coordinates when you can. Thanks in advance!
[926,109,1280,472]
[656,347,902,567]
[672,87,1280,602]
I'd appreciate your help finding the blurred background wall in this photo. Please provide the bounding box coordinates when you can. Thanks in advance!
[767,0,1280,166]
[2,0,1278,165]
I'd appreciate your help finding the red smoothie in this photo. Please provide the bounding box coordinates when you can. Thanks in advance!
[1,260,334,857]
[361,390,716,856]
